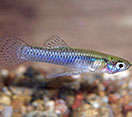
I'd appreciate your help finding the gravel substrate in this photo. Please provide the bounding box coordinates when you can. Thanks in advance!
[0,65,132,117]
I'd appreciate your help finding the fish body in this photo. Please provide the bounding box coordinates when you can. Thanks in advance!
[0,35,131,77]
[20,46,105,70]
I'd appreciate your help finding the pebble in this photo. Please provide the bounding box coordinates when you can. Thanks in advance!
[91,101,100,108]
[99,91,105,97]
[0,69,9,77]
[86,93,97,101]
[2,106,13,117]
[9,87,33,96]
[15,65,26,78]
[72,93,83,109]
[45,100,55,112]
[26,105,34,112]
[127,112,132,117]
[12,95,31,114]
[54,99,68,115]
[12,112,22,117]
[73,104,99,116]
[0,66,131,116]
[102,96,109,103]
[24,111,58,117]
[99,105,113,117]
[109,94,119,103]
[66,95,75,106]
[0,95,11,105]
[32,99,44,110]
[123,104,132,112]
[111,104,122,116]
[12,95,31,105]
[2,87,12,96]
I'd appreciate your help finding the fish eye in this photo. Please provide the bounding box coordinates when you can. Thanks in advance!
[116,62,126,70]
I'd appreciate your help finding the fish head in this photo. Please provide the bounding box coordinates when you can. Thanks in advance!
[105,56,131,74]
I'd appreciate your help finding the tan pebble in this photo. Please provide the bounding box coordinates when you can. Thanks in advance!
[32,99,45,110]
[81,104,91,109]
[12,95,31,113]
[119,98,124,105]
[15,65,26,74]
[12,98,23,112]
[0,105,4,111]
[35,99,44,104]
[8,72,16,79]
[121,90,128,96]
[122,95,131,105]
[116,113,124,117]
[99,106,110,117]
[0,95,11,105]
[66,96,75,106]
[15,66,26,78]
[73,104,99,117]
[10,87,33,96]
[122,83,128,89]
[12,112,22,117]
[26,105,34,112]
[86,93,96,101]
[111,104,122,116]
[99,91,105,97]
[98,84,105,91]
[21,105,27,115]
[127,112,132,117]
[13,95,31,104]
[119,95,131,105]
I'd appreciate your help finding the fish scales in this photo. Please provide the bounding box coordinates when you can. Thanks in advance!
[20,45,102,70]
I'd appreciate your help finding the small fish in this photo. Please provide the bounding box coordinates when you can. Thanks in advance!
[0,35,131,78]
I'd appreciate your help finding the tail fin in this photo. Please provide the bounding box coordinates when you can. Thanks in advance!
[0,37,27,69]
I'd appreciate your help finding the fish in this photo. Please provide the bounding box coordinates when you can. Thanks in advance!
[0,35,131,78]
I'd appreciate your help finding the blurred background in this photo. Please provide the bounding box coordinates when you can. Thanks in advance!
[0,0,132,71]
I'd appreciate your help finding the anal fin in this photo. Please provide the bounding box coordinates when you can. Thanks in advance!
[46,68,85,79]
[46,72,81,79]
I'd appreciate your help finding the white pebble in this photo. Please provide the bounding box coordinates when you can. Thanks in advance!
[2,106,13,117]
[0,69,9,77]
[45,100,55,112]
[92,102,100,108]
[102,96,108,103]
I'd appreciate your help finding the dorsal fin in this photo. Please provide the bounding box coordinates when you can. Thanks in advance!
[43,35,68,48]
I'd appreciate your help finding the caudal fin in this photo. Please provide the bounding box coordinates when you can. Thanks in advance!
[0,37,27,69]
